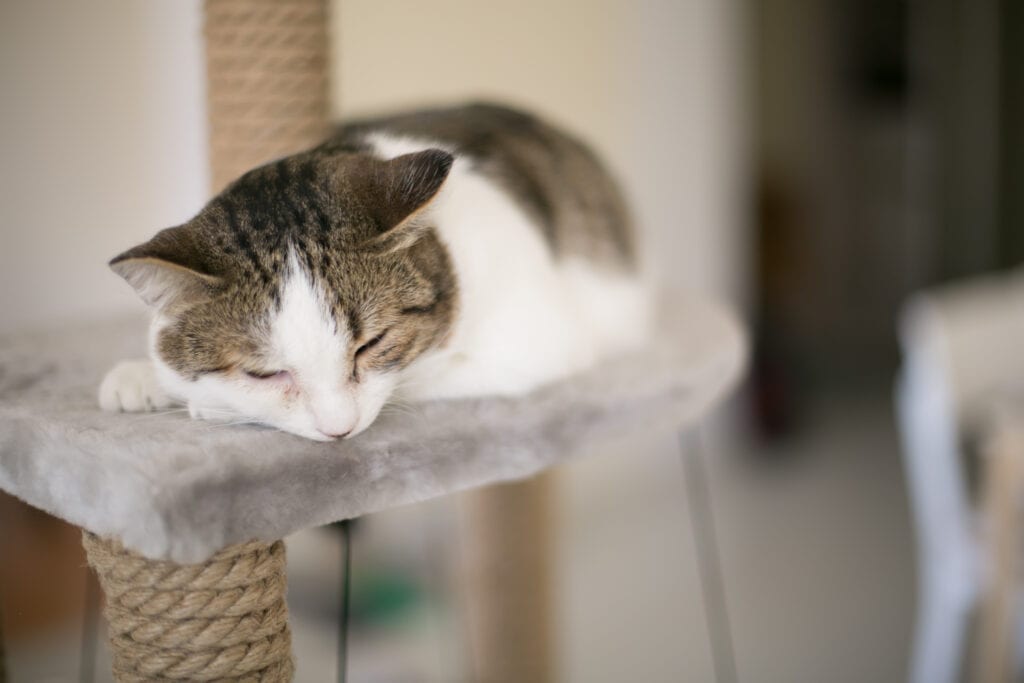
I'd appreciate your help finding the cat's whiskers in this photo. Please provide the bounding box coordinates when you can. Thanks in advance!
[117,407,192,422]
[195,407,239,419]
[390,374,434,397]
[381,391,425,416]
[206,420,258,430]
[379,403,421,419]
[384,393,416,408]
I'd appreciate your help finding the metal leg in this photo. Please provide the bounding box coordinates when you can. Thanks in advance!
[79,566,99,683]
[679,432,738,683]
[338,519,353,683]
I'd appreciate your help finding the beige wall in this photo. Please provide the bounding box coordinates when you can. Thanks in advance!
[0,0,207,335]
[332,1,635,166]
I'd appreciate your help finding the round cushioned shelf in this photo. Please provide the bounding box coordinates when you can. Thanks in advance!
[0,293,745,563]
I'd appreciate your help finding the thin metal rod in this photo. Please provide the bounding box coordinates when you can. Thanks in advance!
[680,432,738,683]
[338,519,353,683]
[80,566,99,683]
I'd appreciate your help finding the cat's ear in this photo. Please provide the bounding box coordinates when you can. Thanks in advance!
[109,226,222,311]
[360,149,454,252]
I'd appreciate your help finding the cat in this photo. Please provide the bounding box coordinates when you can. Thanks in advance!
[99,102,651,441]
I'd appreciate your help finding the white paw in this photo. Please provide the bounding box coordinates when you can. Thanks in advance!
[98,359,174,412]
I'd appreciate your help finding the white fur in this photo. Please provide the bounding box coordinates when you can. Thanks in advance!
[101,134,651,440]
[98,359,174,412]
[367,133,652,401]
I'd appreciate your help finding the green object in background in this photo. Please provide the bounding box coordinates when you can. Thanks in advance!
[351,569,423,625]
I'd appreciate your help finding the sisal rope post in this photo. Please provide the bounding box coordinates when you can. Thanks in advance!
[80,2,333,680]
[83,533,293,682]
[204,0,331,193]
[81,2,329,680]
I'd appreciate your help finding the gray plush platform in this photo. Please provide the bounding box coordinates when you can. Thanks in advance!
[0,294,745,563]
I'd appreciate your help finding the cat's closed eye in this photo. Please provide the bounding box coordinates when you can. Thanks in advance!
[244,369,290,381]
[355,330,388,358]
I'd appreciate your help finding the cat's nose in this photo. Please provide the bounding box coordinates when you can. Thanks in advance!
[318,428,351,440]
[309,391,358,439]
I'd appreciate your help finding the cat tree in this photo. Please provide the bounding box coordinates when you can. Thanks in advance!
[0,1,746,681]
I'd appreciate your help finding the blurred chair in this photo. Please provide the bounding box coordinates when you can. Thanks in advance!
[896,268,1024,683]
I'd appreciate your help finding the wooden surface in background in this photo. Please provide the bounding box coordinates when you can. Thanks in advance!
[975,421,1024,683]
[0,492,91,641]
[459,473,555,683]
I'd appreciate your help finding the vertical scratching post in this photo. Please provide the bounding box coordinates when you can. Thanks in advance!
[80,3,332,680]
[203,0,331,193]
[82,533,293,682]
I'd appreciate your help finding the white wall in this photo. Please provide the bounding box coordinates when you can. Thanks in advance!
[0,0,207,334]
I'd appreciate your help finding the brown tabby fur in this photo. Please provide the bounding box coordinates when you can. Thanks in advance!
[112,149,457,381]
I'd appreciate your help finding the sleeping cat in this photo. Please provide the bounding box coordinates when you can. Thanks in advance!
[99,102,650,441]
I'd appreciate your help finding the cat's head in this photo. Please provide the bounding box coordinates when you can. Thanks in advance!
[111,147,458,440]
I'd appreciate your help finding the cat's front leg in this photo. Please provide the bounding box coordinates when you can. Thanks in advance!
[98,359,175,412]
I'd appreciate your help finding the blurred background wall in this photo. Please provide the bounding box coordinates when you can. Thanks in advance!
[0,0,208,336]
[749,0,1024,431]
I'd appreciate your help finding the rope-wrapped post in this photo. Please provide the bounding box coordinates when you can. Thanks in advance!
[82,533,293,682]
[77,2,328,681]
[204,0,331,193]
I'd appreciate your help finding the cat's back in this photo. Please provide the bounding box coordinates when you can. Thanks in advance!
[333,102,636,271]
[329,103,649,399]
